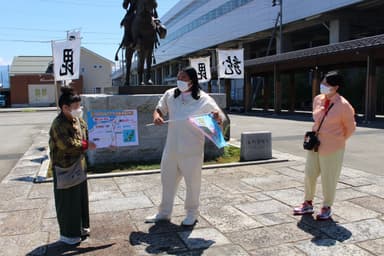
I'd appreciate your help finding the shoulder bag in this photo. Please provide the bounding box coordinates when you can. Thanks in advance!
[303,103,334,152]
[55,118,87,189]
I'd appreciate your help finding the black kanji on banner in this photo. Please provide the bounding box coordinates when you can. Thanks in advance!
[222,56,242,75]
[197,63,208,80]
[59,49,74,76]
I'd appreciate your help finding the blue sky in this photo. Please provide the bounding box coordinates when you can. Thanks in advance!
[0,0,175,66]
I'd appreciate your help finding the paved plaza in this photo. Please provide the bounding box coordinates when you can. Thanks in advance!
[1,130,384,256]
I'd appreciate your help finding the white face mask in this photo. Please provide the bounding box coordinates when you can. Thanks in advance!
[177,80,190,92]
[71,107,83,118]
[320,84,332,95]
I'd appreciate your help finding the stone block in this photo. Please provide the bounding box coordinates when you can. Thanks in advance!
[81,93,227,165]
[240,131,272,161]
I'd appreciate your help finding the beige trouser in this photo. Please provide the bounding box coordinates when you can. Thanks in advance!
[158,152,203,217]
[304,149,345,207]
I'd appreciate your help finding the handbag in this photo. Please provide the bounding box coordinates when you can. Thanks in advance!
[55,118,87,189]
[303,103,334,152]
[55,156,86,189]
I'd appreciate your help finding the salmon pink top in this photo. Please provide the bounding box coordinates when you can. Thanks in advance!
[312,93,356,155]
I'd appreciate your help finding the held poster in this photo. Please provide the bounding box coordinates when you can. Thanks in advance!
[87,110,138,148]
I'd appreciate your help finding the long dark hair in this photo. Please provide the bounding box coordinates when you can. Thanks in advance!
[58,86,81,109]
[174,66,201,100]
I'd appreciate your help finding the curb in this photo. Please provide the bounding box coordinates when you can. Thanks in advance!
[34,157,289,184]
[0,107,57,113]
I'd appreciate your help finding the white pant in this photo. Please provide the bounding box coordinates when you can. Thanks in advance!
[304,149,345,207]
[158,152,203,217]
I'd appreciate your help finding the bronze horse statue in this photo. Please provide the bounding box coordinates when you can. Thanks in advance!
[115,0,158,86]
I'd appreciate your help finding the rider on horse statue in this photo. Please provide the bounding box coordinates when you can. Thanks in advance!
[120,0,159,50]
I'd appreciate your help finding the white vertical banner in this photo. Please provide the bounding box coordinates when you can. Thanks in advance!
[67,30,81,41]
[52,39,81,81]
[189,56,211,83]
[217,49,244,79]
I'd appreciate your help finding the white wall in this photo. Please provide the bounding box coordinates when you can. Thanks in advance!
[80,50,113,93]
[28,84,55,105]
[156,0,364,64]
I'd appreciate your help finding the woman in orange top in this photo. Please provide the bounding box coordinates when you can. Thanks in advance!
[294,71,356,220]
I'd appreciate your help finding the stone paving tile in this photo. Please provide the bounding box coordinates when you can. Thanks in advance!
[43,199,56,219]
[274,166,305,180]
[89,211,137,241]
[252,212,297,226]
[143,185,184,206]
[355,184,384,199]
[332,201,380,222]
[295,214,349,238]
[200,205,263,233]
[114,174,161,192]
[0,198,47,213]
[28,183,54,199]
[340,167,374,179]
[0,232,49,256]
[205,176,261,194]
[200,194,257,208]
[177,181,226,200]
[178,227,231,250]
[338,177,374,187]
[4,166,39,182]
[295,239,375,256]
[88,178,121,192]
[89,190,126,202]
[204,166,276,178]
[241,174,303,191]
[322,219,384,243]
[228,223,313,250]
[29,239,136,256]
[130,230,187,255]
[333,188,369,201]
[246,192,272,201]
[235,199,291,216]
[89,195,153,214]
[264,188,317,207]
[349,196,384,214]
[249,244,306,256]
[0,208,43,236]
[287,164,305,172]
[0,183,32,201]
[357,237,384,256]
[196,244,250,256]
[40,217,60,243]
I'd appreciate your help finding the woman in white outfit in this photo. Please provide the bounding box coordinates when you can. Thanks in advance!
[145,66,223,226]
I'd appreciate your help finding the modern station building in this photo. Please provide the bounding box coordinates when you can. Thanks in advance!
[149,0,384,121]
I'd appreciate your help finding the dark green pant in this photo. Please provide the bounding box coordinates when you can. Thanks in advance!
[53,178,90,237]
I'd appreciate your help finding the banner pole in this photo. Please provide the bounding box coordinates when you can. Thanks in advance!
[51,40,60,113]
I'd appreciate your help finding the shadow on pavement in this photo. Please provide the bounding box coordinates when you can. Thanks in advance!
[129,220,214,255]
[26,240,115,256]
[297,214,352,245]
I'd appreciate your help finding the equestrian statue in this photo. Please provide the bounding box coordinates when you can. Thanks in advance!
[115,0,166,86]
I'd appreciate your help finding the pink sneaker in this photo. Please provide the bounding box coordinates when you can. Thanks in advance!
[316,206,332,220]
[293,201,314,215]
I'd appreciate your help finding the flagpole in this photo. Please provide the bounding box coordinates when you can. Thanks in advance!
[51,40,60,113]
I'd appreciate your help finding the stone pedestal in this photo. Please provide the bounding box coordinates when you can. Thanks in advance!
[81,93,227,166]
[240,131,272,161]
[104,85,174,95]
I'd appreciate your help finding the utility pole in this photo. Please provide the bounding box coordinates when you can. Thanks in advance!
[271,0,283,54]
